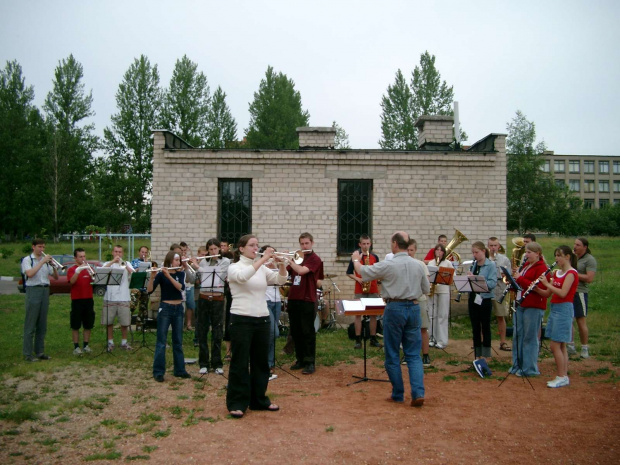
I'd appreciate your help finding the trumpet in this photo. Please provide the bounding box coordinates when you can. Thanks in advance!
[77,261,96,278]
[257,250,311,265]
[42,252,67,271]
[146,266,184,273]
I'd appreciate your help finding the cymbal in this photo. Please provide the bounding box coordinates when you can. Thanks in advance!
[324,274,338,278]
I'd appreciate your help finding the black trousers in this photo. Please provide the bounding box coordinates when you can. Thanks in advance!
[469,295,492,358]
[287,300,316,365]
[226,314,271,412]
[196,298,224,369]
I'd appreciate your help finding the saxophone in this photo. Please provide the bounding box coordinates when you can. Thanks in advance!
[361,251,371,294]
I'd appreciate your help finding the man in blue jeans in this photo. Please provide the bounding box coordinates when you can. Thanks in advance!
[351,231,430,407]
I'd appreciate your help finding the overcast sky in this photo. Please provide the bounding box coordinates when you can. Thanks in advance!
[2,0,619,155]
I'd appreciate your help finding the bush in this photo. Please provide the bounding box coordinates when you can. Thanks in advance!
[0,247,13,258]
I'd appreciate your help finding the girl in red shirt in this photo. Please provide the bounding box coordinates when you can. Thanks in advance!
[540,246,579,388]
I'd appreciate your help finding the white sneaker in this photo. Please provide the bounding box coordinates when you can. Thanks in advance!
[268,373,278,381]
[580,346,590,359]
[435,343,446,350]
[199,367,208,375]
[82,345,92,354]
[547,376,569,388]
[215,368,224,375]
[73,347,82,355]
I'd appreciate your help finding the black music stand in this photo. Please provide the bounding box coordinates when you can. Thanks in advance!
[130,271,153,354]
[93,268,124,358]
[344,299,390,386]
[497,269,534,390]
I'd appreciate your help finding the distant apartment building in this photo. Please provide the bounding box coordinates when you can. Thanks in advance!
[542,152,620,208]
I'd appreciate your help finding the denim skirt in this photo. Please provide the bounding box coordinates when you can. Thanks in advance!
[545,302,573,343]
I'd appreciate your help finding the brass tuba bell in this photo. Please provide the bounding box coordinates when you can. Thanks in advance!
[445,229,468,264]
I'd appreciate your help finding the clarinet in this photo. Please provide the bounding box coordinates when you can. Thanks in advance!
[497,266,521,304]
[454,259,476,302]
[516,261,556,305]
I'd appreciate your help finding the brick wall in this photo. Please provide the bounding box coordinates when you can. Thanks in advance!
[151,130,507,300]
[297,127,336,149]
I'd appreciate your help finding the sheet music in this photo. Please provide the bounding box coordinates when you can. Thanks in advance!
[360,298,385,308]
[342,300,365,312]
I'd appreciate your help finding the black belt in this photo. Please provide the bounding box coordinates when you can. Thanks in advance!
[385,298,418,304]
[28,284,49,288]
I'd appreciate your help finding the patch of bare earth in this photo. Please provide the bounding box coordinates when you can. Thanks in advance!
[1,339,618,464]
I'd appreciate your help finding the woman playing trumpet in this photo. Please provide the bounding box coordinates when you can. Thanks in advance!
[226,235,288,418]
[147,251,191,382]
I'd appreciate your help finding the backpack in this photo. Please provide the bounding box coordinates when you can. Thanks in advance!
[20,256,34,287]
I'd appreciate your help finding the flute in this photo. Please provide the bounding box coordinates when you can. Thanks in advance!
[516,262,556,305]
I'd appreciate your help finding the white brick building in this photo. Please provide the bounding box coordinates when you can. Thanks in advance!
[151,116,507,298]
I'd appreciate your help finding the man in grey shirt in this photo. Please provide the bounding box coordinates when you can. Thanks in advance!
[352,231,430,407]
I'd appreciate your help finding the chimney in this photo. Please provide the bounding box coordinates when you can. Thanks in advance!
[414,115,455,149]
[296,127,336,149]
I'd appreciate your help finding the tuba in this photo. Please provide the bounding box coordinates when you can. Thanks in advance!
[445,229,468,264]
[361,251,371,293]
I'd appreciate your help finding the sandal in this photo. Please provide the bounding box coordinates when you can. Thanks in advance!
[229,410,244,418]
[267,404,279,412]
[500,342,511,351]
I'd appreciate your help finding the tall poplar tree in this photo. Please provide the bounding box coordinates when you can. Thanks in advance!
[0,60,48,238]
[100,55,161,232]
[43,54,98,238]
[379,51,464,149]
[205,86,237,148]
[245,66,310,149]
[160,55,210,147]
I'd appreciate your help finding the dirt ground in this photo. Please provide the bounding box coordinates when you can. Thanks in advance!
[1,339,618,464]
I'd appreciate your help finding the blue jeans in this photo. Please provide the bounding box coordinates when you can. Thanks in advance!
[511,305,544,376]
[267,300,282,368]
[153,303,186,377]
[383,301,424,402]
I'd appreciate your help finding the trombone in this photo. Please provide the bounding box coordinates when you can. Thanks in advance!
[257,250,311,265]
[42,252,67,272]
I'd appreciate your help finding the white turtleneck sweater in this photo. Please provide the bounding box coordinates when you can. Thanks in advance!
[228,255,289,317]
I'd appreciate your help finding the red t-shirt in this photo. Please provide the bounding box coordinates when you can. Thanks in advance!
[67,265,94,300]
[287,252,323,302]
[424,248,435,261]
[550,269,579,304]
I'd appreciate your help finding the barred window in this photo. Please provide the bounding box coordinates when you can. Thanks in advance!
[337,179,372,254]
[219,179,252,245]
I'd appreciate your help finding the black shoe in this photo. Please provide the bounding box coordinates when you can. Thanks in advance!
[36,354,51,360]
[302,363,315,375]
[354,342,362,349]
[175,372,191,379]
[369,338,383,349]
[154,375,164,382]
[422,354,431,368]
[290,361,304,370]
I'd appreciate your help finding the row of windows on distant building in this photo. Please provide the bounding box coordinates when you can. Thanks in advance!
[557,179,620,193]
[542,159,620,174]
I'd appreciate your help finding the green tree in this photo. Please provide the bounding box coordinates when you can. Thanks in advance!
[332,121,351,149]
[379,69,415,149]
[379,51,464,149]
[506,110,580,234]
[205,86,237,148]
[101,55,161,232]
[43,54,98,238]
[159,55,210,147]
[245,66,310,149]
[0,60,48,238]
